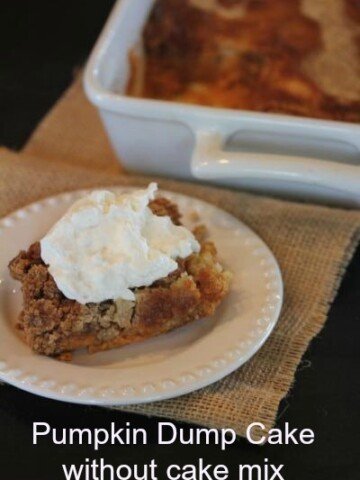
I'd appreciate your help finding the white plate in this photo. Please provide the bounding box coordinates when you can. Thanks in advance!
[0,188,283,405]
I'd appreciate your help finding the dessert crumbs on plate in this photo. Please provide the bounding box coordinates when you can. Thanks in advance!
[9,197,231,360]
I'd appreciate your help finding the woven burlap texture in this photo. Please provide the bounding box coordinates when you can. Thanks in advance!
[1,144,359,438]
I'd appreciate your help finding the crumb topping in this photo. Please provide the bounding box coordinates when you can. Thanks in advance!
[9,196,231,357]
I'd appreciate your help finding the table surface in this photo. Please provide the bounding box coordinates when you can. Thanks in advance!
[1,1,359,479]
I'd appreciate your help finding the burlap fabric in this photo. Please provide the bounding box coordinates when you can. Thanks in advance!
[0,77,359,439]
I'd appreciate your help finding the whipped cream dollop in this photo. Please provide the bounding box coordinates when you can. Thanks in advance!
[40,184,200,304]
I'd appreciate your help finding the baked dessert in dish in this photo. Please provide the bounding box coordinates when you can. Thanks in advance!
[128,0,360,122]
[9,185,231,359]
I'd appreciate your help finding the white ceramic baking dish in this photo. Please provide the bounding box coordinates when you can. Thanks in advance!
[84,0,360,206]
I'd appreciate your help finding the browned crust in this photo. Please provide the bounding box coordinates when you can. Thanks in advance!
[9,197,231,358]
[129,0,360,123]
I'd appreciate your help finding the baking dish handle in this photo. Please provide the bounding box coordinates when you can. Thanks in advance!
[191,130,360,198]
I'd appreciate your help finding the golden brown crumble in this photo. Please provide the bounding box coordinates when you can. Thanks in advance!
[129,0,360,123]
[9,197,231,358]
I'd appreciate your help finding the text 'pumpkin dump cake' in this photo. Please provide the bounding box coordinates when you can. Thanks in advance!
[9,184,231,360]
